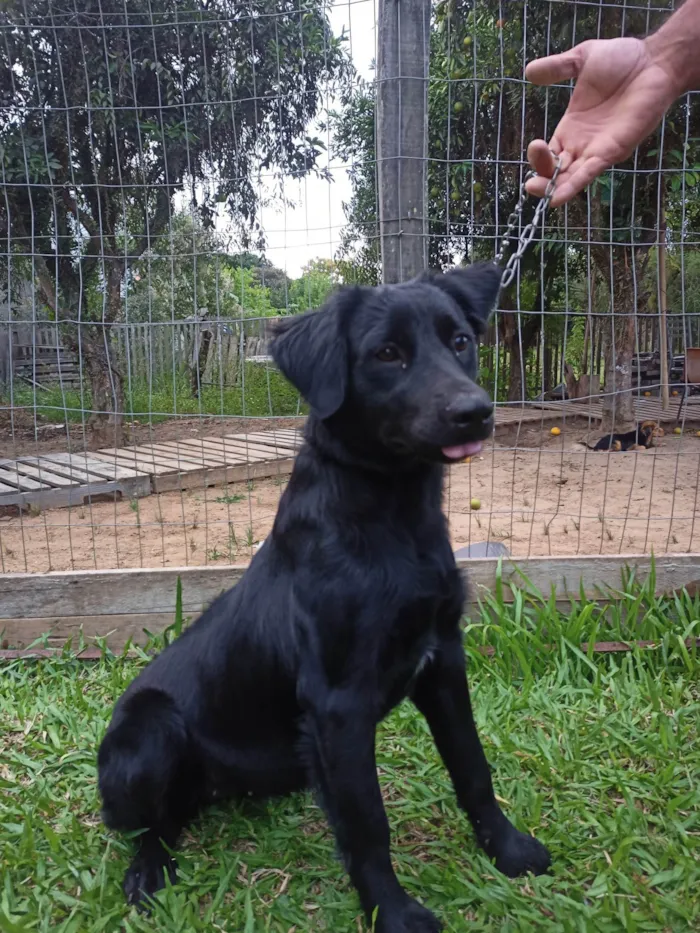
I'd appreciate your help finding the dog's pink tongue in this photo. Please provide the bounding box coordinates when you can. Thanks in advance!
[442,441,483,460]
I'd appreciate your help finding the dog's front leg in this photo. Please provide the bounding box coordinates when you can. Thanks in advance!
[302,678,442,933]
[411,631,551,878]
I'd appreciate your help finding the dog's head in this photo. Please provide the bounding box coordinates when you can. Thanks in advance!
[640,421,664,446]
[270,262,500,465]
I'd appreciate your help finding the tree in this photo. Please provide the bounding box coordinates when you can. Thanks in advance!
[228,253,293,311]
[333,80,381,285]
[0,0,348,443]
[335,0,700,428]
[126,214,277,324]
[288,258,340,312]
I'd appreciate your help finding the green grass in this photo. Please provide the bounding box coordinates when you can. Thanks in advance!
[7,363,303,423]
[1,576,699,932]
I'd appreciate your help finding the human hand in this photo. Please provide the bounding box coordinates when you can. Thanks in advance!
[524,37,680,207]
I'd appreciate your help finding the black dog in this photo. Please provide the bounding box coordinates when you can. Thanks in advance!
[98,262,550,931]
[584,420,665,452]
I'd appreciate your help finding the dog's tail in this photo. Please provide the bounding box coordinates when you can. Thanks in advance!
[577,441,597,450]
[98,687,191,831]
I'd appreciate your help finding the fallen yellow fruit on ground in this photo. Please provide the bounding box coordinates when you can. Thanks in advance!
[550,426,561,436]
[470,498,481,511]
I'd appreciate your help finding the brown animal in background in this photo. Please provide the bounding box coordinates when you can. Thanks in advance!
[582,421,664,452]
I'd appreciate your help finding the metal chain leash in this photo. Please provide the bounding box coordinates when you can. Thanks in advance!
[496,153,562,289]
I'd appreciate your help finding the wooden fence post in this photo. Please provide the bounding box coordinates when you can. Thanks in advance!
[658,204,670,410]
[377,0,430,284]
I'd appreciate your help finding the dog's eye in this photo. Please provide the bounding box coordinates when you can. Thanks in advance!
[453,334,470,353]
[376,346,400,363]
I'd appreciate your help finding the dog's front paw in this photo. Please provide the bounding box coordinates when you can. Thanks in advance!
[123,850,177,909]
[491,829,551,878]
[374,898,442,933]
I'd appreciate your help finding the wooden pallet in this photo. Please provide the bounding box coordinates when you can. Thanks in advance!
[494,405,570,426]
[0,453,151,510]
[93,429,304,494]
[0,430,303,510]
[526,395,700,425]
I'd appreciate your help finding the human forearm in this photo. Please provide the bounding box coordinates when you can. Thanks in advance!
[645,0,700,96]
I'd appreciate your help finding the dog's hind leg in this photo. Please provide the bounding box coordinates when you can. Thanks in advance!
[411,631,551,879]
[98,688,199,907]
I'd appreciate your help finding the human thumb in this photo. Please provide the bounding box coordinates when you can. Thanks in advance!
[525,45,586,87]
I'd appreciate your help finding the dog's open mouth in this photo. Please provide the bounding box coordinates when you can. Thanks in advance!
[441,441,483,461]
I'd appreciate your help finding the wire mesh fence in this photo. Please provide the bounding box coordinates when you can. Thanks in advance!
[1,0,699,576]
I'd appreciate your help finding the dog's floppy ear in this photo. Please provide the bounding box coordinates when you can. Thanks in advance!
[429,262,501,335]
[270,289,358,419]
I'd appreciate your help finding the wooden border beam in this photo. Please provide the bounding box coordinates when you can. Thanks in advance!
[1,554,699,651]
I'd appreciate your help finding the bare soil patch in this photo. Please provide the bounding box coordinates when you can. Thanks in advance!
[1,424,698,573]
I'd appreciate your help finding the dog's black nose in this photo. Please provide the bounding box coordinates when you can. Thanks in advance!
[447,394,494,427]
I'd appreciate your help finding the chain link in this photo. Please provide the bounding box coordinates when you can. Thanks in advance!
[496,153,562,289]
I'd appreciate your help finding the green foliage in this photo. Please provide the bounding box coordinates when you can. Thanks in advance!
[332,81,381,282]
[228,254,294,312]
[10,362,303,422]
[288,258,340,312]
[334,1,700,401]
[0,0,349,326]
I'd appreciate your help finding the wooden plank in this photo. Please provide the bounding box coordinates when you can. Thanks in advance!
[238,432,303,452]
[0,612,176,649]
[20,455,120,486]
[0,459,75,487]
[136,443,227,468]
[151,454,295,493]
[0,487,25,507]
[152,454,294,493]
[1,555,697,624]
[14,481,139,510]
[95,446,205,472]
[146,441,237,467]
[221,437,301,460]
[154,440,246,465]
[91,451,180,476]
[242,429,302,442]
[0,483,113,511]
[36,452,147,482]
[159,438,251,464]
[0,466,52,491]
[5,637,700,660]
[167,436,290,464]
[238,428,302,440]
[0,456,151,508]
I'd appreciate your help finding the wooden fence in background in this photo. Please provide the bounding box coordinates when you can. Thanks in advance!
[2,312,700,396]
[1,317,280,391]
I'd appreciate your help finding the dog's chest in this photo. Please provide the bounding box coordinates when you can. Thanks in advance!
[376,562,461,715]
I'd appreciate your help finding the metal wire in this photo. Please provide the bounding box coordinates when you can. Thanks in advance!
[1,0,699,583]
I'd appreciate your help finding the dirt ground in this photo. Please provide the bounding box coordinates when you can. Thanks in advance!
[2,421,699,573]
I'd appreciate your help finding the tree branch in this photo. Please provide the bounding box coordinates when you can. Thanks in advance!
[60,186,101,244]
[13,213,60,318]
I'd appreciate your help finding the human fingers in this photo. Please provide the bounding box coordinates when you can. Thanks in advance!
[525,141,571,196]
[526,139,557,178]
[524,45,587,87]
[525,153,609,207]
[546,154,609,207]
